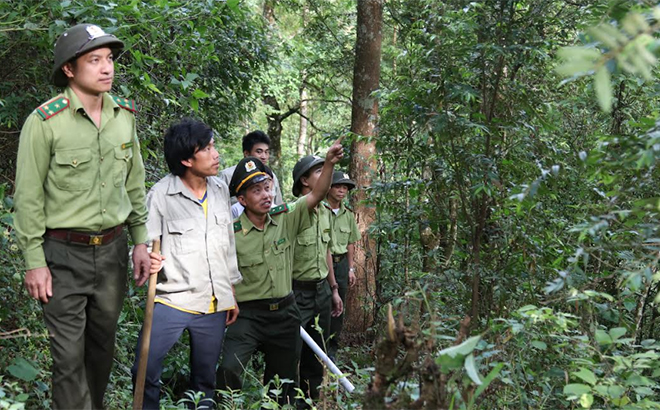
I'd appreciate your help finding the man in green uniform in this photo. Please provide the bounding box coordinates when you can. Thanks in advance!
[291,156,343,403]
[326,171,360,360]
[14,24,150,409]
[217,137,343,406]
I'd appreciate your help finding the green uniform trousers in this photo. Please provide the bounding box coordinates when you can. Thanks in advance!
[294,280,332,402]
[328,254,349,359]
[42,232,128,410]
[217,298,301,406]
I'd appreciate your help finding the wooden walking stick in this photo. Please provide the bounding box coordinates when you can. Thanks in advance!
[133,240,160,410]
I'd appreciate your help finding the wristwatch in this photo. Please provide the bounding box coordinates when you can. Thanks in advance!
[331,284,339,291]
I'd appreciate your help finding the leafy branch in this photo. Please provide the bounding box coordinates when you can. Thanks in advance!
[557,8,660,112]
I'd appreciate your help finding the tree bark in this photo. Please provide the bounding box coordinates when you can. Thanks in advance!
[298,78,309,157]
[297,6,309,157]
[346,0,382,335]
[263,95,284,173]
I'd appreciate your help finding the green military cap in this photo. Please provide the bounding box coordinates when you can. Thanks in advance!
[229,156,274,197]
[52,24,125,87]
[292,155,325,197]
[331,170,356,189]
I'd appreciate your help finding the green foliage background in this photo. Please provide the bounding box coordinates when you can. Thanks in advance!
[3,0,660,409]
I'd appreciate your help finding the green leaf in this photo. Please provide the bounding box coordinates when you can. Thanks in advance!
[227,0,240,12]
[436,353,465,371]
[437,336,481,358]
[594,66,612,113]
[564,383,592,397]
[594,384,625,399]
[557,46,601,61]
[579,393,594,408]
[556,60,595,77]
[572,368,597,385]
[147,83,162,94]
[609,327,627,340]
[470,363,504,406]
[191,89,209,99]
[7,357,39,382]
[531,340,547,350]
[436,336,480,371]
[626,374,655,387]
[634,386,655,396]
[595,329,612,345]
[464,354,482,385]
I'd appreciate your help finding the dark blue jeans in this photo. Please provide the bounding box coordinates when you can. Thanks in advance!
[132,303,227,409]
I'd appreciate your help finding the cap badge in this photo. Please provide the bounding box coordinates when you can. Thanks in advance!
[245,160,256,172]
[343,173,349,179]
[313,155,322,160]
[85,25,107,40]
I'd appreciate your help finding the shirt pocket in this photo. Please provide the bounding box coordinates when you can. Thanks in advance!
[272,237,291,271]
[237,253,264,285]
[113,145,133,187]
[213,212,230,248]
[337,225,352,246]
[167,218,199,255]
[294,234,316,261]
[53,148,94,191]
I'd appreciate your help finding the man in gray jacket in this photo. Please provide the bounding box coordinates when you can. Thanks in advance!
[132,118,241,409]
[219,130,283,217]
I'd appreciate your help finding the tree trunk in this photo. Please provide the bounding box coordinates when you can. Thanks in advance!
[264,95,284,174]
[298,76,309,157]
[262,0,275,24]
[346,0,382,336]
[297,6,309,157]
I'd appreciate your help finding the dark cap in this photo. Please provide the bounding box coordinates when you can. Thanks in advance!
[229,157,273,197]
[292,155,325,197]
[52,24,124,87]
[331,170,356,189]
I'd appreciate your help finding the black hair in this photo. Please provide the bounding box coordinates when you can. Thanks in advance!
[164,118,213,176]
[242,130,271,153]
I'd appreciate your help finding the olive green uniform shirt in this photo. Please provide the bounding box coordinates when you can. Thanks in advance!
[14,87,148,270]
[292,205,333,281]
[329,201,359,255]
[233,195,311,302]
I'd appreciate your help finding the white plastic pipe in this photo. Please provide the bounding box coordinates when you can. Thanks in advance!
[300,326,355,393]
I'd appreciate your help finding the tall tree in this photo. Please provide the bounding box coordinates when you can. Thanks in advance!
[346,0,382,335]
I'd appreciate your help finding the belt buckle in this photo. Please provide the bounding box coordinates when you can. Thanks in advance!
[269,302,279,311]
[89,235,103,246]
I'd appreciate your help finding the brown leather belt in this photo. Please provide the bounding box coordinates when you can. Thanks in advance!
[238,292,295,311]
[332,253,347,263]
[45,225,124,246]
[293,278,325,291]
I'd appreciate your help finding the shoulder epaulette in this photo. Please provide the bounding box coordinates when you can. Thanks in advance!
[233,221,242,233]
[36,96,69,120]
[344,201,353,212]
[321,201,332,210]
[269,203,289,216]
[111,95,137,113]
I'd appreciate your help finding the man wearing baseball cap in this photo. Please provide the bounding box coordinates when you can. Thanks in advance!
[217,136,344,406]
[14,23,150,409]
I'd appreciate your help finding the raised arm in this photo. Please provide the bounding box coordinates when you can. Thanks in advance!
[306,136,344,210]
